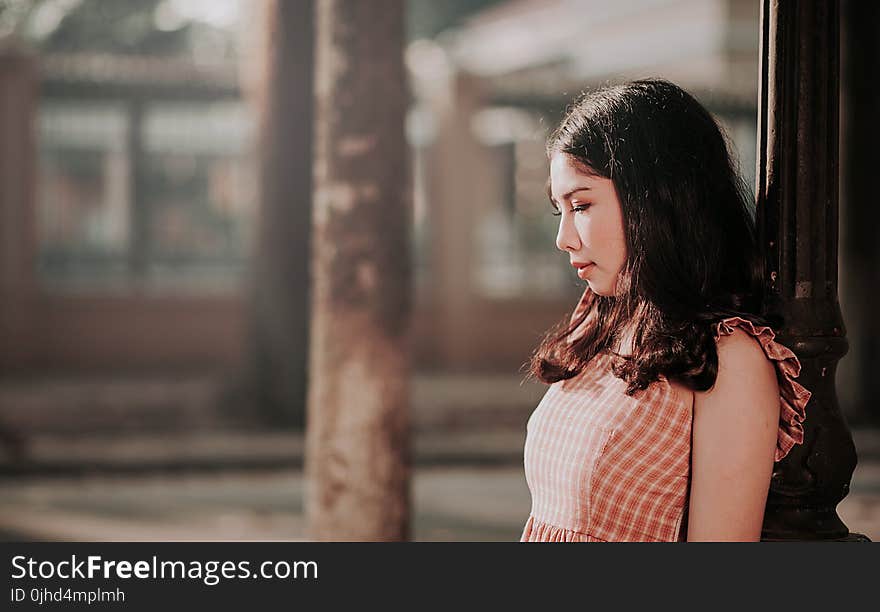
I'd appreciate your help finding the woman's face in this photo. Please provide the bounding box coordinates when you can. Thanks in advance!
[549,152,628,297]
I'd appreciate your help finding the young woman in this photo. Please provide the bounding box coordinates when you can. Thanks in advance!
[520,79,811,542]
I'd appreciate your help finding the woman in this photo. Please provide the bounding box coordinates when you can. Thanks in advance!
[520,79,811,542]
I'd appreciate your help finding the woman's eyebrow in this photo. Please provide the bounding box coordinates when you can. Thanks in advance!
[546,182,593,204]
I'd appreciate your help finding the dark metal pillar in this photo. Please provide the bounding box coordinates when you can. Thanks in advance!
[756,0,867,541]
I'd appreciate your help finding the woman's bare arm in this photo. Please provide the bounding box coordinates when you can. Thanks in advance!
[687,328,780,541]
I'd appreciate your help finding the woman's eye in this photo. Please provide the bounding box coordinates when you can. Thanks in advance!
[549,202,590,216]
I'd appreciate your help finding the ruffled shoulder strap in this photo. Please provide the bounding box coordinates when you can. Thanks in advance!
[714,317,812,462]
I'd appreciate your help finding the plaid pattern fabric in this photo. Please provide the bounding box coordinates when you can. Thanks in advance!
[520,292,812,542]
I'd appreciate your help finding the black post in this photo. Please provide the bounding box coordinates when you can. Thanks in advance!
[756,0,867,541]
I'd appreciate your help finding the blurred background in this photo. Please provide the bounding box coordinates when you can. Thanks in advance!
[0,0,877,541]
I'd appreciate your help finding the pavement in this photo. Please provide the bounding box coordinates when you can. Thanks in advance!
[0,427,876,542]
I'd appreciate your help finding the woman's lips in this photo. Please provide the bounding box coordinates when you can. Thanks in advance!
[575,262,595,280]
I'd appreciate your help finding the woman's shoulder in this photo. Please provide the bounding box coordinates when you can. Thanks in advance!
[710,316,795,390]
[700,316,785,398]
[713,321,778,381]
[698,315,812,462]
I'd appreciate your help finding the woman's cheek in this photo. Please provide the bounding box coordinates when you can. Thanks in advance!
[575,218,592,248]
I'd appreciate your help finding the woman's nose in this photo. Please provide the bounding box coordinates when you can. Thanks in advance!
[555,215,580,252]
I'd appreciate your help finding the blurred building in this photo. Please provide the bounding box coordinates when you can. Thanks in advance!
[6,53,253,372]
[0,0,257,378]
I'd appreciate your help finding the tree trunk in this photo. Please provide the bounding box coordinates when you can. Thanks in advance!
[0,49,36,456]
[305,0,411,541]
[0,49,37,373]
[245,0,315,428]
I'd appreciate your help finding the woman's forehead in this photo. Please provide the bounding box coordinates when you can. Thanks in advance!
[550,152,600,179]
[548,154,602,198]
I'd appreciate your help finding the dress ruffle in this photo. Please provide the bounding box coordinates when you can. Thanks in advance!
[520,515,606,542]
[715,317,812,462]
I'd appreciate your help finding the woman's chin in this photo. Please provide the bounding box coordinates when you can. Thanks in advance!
[586,280,610,296]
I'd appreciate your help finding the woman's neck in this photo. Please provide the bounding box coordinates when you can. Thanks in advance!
[612,302,649,358]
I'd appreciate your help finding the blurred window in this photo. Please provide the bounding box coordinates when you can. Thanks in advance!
[470,106,575,299]
[38,102,131,288]
[31,0,254,294]
[142,101,256,291]
[37,98,256,293]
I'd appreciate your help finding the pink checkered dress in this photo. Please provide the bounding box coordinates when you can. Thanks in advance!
[520,290,812,542]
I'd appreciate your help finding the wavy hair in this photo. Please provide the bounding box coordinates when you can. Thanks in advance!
[529,79,772,395]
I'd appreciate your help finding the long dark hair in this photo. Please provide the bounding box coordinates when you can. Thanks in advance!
[529,78,769,395]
